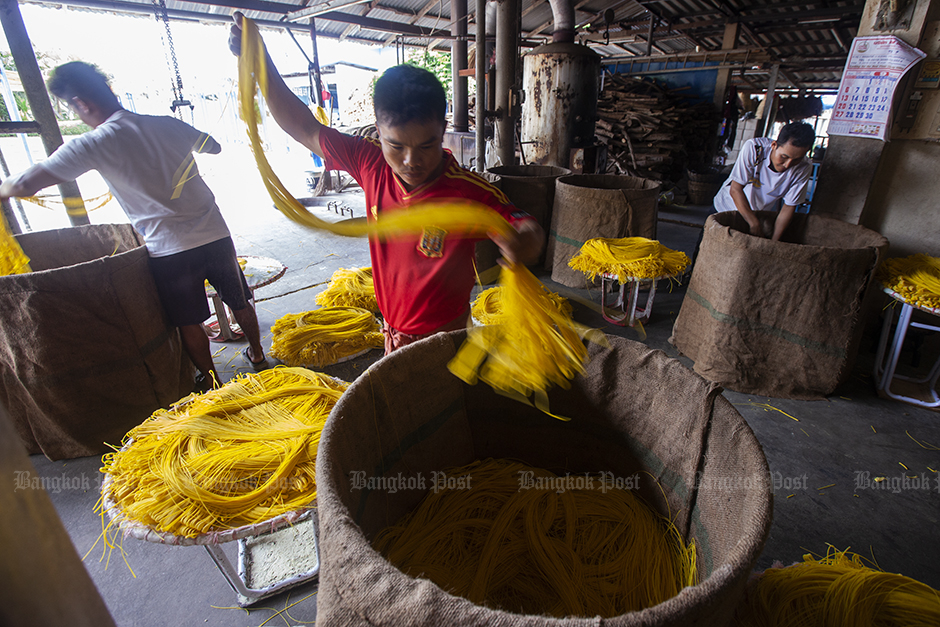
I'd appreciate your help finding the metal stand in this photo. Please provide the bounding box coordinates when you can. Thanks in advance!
[873,288,940,409]
[203,512,320,607]
[600,273,665,327]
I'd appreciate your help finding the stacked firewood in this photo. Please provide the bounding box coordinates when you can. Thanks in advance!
[596,74,717,182]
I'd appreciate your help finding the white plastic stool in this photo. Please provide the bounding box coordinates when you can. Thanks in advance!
[600,272,672,327]
[873,286,940,409]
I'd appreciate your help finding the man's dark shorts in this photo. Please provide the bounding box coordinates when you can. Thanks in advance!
[148,237,251,327]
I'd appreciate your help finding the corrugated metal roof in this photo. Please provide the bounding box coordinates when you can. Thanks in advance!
[19,0,865,91]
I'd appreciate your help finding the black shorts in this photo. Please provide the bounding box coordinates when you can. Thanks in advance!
[148,237,252,327]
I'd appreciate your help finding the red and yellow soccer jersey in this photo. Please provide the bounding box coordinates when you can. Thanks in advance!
[319,126,531,335]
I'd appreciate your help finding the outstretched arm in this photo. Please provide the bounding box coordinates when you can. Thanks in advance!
[772,204,796,242]
[229,12,324,158]
[0,165,65,200]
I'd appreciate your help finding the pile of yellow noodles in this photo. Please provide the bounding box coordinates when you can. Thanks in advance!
[373,458,697,618]
[734,546,940,627]
[269,306,384,367]
[315,266,377,311]
[0,213,30,276]
[471,285,572,326]
[878,254,940,311]
[239,16,602,412]
[100,367,347,538]
[568,237,690,283]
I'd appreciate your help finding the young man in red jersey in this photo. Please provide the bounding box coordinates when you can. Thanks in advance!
[229,14,542,353]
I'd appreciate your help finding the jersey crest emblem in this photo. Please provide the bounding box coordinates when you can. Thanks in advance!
[418,227,447,258]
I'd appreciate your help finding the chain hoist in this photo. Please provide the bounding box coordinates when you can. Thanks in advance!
[151,0,193,120]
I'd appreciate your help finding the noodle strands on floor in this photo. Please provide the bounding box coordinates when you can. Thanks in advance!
[733,546,940,627]
[315,266,377,311]
[270,306,384,367]
[373,458,697,618]
[100,368,347,538]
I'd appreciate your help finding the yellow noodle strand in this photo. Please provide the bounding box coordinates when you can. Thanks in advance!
[878,254,940,311]
[568,237,690,283]
[0,211,30,276]
[238,16,604,410]
[100,367,347,538]
[20,191,114,213]
[269,306,384,367]
[315,266,377,311]
[373,458,697,618]
[734,545,940,627]
[472,285,572,326]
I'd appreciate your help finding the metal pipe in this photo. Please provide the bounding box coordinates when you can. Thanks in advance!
[309,18,324,108]
[452,0,468,132]
[495,0,518,166]
[475,0,485,171]
[0,0,88,225]
[547,0,574,43]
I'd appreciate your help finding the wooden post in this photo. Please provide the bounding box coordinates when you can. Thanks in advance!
[0,0,88,226]
[713,21,740,109]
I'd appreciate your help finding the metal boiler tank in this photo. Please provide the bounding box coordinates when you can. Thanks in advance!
[521,42,600,169]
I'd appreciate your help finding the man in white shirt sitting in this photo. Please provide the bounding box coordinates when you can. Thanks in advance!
[712,121,815,241]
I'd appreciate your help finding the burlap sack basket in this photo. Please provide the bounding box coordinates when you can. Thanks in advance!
[671,211,889,399]
[315,331,772,626]
[0,224,192,460]
[547,175,661,288]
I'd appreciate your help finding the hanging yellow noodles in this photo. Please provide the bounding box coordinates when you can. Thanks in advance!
[20,191,114,213]
[568,237,690,283]
[0,211,30,276]
[472,284,571,326]
[373,458,697,618]
[269,306,384,367]
[315,266,377,311]
[238,16,603,412]
[877,254,940,311]
[100,367,347,538]
[733,546,940,627]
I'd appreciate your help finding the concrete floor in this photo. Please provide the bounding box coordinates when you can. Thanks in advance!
[17,145,940,625]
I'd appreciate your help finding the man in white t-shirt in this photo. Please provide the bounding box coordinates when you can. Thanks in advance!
[0,62,267,391]
[712,121,815,241]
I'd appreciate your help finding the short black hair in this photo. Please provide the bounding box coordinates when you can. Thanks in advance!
[776,122,815,149]
[373,64,446,127]
[47,62,119,109]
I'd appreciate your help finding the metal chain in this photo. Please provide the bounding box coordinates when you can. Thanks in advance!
[151,0,192,120]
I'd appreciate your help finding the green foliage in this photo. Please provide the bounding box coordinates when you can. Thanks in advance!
[406,49,452,99]
[59,121,92,135]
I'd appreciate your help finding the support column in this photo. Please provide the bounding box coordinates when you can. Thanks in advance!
[452,0,468,132]
[757,63,779,138]
[495,0,519,166]
[475,0,486,171]
[713,20,740,109]
[0,0,88,226]
[309,18,324,108]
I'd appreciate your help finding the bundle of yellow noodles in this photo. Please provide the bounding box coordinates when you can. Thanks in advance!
[733,546,940,627]
[269,306,384,367]
[373,458,698,618]
[877,254,940,311]
[238,16,603,412]
[471,285,572,326]
[100,367,347,538]
[0,212,30,276]
[315,266,377,311]
[568,237,690,283]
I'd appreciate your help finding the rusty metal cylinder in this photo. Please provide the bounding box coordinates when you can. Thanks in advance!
[521,43,600,169]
